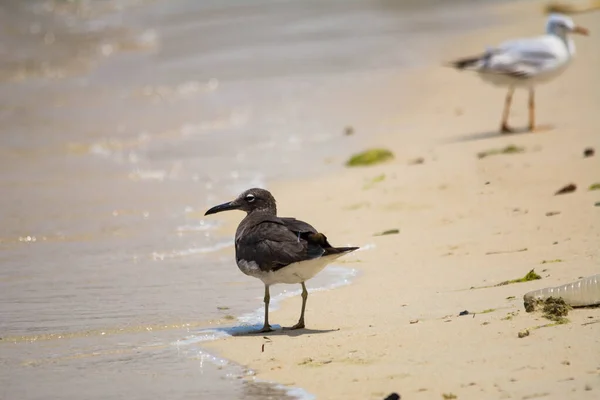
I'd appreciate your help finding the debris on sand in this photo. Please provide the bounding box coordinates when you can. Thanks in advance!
[541,298,571,323]
[297,357,332,367]
[555,183,577,195]
[346,148,394,167]
[502,311,519,320]
[524,296,571,324]
[374,229,400,236]
[496,269,541,286]
[588,183,600,191]
[540,259,563,264]
[518,297,571,338]
[408,157,425,165]
[518,329,530,338]
[583,147,595,157]
[344,126,354,136]
[477,144,524,159]
[524,274,600,309]
[363,173,386,189]
[486,247,528,255]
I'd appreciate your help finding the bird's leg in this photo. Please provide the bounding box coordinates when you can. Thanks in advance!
[257,284,273,333]
[528,87,535,132]
[287,282,308,330]
[500,87,515,133]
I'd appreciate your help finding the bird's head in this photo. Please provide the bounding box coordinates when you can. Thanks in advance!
[546,13,589,37]
[204,188,277,216]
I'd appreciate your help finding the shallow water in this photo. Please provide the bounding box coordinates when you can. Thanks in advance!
[0,0,498,398]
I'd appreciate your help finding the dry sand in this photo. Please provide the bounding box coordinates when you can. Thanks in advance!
[205,2,600,399]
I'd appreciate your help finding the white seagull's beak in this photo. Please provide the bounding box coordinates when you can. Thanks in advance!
[572,25,590,36]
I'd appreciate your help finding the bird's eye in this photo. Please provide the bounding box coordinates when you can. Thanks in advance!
[245,194,255,203]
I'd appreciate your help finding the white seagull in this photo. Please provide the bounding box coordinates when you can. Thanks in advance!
[449,13,589,133]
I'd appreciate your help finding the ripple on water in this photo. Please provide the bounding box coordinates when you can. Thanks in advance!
[150,239,233,261]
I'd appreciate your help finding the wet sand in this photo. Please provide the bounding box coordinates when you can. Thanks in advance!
[205,1,600,399]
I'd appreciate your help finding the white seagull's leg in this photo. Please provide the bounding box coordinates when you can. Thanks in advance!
[501,86,515,134]
[528,87,535,131]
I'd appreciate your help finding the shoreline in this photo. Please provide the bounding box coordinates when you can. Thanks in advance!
[203,1,600,399]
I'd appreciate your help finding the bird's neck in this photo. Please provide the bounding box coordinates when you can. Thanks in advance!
[565,37,576,57]
[551,31,575,56]
[247,207,277,217]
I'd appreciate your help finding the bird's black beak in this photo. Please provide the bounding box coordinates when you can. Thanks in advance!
[204,201,240,216]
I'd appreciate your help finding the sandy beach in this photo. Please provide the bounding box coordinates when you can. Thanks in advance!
[205,2,600,399]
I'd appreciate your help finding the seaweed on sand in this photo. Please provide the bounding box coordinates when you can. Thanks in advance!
[346,148,394,167]
[496,269,541,286]
[477,144,524,159]
[524,296,571,324]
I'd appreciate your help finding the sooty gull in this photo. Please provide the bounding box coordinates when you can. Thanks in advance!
[448,14,588,133]
[205,188,359,333]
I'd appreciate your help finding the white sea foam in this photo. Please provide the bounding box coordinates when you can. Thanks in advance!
[169,345,316,399]
[176,222,216,232]
[356,242,376,252]
[270,382,316,400]
[128,168,168,181]
[151,240,233,261]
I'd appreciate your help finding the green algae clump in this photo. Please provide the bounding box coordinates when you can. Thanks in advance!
[524,296,571,324]
[346,148,394,167]
[496,269,541,286]
[477,144,524,159]
[541,297,571,323]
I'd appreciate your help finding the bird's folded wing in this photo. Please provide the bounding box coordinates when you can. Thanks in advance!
[279,217,318,234]
[485,38,561,77]
[237,221,324,272]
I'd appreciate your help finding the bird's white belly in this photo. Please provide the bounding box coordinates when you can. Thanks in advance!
[477,62,570,88]
[237,253,347,286]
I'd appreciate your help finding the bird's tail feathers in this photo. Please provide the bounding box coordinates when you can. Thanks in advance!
[324,246,359,255]
[445,54,486,70]
[304,231,359,256]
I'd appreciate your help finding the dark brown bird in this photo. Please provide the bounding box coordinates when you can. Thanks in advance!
[205,188,359,333]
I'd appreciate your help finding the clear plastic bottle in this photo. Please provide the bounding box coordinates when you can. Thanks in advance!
[524,274,600,308]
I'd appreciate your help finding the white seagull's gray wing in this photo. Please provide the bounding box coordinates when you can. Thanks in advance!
[483,36,563,78]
